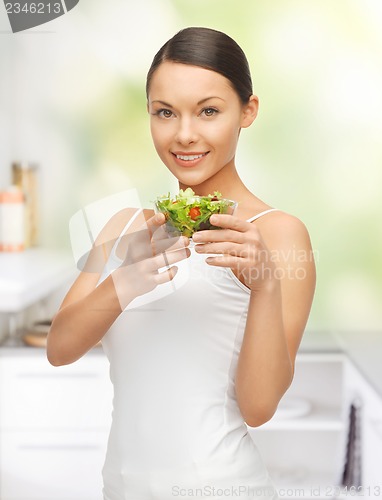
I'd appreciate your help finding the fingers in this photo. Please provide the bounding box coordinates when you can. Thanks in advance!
[145,212,167,238]
[120,246,190,272]
[152,244,191,285]
[150,246,191,272]
[203,255,242,268]
[154,265,178,285]
[192,219,252,245]
[111,246,189,309]
[153,235,189,255]
[207,214,249,232]
[193,227,250,246]
[128,212,167,246]
[117,213,188,265]
[140,212,190,253]
[121,230,188,259]
[194,241,243,257]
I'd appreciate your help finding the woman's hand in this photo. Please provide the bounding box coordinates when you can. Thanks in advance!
[117,212,184,266]
[192,213,275,292]
[112,212,190,308]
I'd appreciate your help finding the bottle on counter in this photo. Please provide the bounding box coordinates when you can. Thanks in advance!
[12,162,39,247]
[0,186,25,252]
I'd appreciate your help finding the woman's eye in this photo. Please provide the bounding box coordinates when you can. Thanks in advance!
[201,107,218,117]
[157,109,174,118]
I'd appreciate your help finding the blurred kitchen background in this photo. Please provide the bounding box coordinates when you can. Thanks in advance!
[2,0,382,331]
[0,1,382,499]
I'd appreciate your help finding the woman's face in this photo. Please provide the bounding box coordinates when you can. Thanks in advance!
[147,61,257,190]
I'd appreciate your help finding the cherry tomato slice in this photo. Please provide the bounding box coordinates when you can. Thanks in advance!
[189,207,201,220]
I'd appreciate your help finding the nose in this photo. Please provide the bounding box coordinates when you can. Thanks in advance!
[175,117,198,145]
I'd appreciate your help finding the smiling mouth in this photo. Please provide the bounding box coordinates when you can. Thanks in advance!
[172,152,209,161]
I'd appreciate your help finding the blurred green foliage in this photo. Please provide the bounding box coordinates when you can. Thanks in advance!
[12,0,381,330]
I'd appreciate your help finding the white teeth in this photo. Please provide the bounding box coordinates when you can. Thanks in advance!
[176,154,205,161]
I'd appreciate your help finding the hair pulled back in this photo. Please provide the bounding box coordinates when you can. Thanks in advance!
[146,27,253,104]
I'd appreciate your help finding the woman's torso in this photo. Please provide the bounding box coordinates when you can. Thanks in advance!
[100,208,279,499]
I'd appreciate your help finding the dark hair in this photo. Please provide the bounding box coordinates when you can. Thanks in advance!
[146,27,253,104]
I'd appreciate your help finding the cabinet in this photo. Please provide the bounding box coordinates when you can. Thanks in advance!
[0,349,113,500]
[1,344,381,499]
[247,352,382,499]
[343,358,382,496]
[247,352,348,499]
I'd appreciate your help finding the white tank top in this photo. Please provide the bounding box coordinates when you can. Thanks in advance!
[100,208,279,500]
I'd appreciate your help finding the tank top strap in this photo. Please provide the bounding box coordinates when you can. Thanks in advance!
[119,207,144,237]
[109,207,144,263]
[97,208,145,284]
[246,208,279,223]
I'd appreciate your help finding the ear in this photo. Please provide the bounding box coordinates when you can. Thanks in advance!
[241,95,259,128]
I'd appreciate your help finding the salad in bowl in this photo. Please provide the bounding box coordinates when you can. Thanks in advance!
[154,188,237,237]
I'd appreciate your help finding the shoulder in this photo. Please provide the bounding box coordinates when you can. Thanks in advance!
[254,210,316,312]
[256,211,316,293]
[253,210,313,254]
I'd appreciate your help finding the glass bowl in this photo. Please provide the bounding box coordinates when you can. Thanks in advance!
[154,195,237,237]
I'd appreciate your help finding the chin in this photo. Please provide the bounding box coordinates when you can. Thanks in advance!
[177,176,210,190]
[166,169,207,188]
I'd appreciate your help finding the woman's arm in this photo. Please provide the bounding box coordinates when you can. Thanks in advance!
[47,272,132,366]
[47,210,189,366]
[47,207,139,366]
[193,212,316,427]
[235,214,316,426]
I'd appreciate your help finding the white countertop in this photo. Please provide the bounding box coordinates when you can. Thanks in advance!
[0,248,76,313]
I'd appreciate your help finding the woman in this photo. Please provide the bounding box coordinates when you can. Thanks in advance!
[48,27,316,500]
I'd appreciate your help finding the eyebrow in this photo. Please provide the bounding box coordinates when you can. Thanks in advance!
[150,96,225,107]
